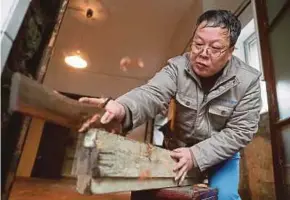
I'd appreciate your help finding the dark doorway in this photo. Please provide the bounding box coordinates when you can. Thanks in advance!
[31,122,70,179]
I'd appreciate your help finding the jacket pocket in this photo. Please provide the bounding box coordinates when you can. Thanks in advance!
[209,105,233,131]
[174,93,197,139]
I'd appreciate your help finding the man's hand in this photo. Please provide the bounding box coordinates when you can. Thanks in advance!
[78,97,126,132]
[170,147,194,185]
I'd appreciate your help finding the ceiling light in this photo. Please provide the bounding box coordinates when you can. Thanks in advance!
[65,54,87,69]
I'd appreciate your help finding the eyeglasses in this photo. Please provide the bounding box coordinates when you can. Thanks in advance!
[191,42,229,58]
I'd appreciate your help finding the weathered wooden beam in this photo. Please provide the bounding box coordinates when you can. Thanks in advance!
[9,72,120,132]
[78,129,198,178]
[9,72,200,194]
[89,177,197,194]
[72,129,199,194]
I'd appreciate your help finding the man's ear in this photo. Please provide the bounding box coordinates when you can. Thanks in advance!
[227,46,235,61]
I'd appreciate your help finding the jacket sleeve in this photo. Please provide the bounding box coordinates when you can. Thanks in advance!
[190,76,262,172]
[116,63,178,132]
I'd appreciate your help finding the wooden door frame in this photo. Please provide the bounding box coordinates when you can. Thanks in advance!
[253,0,290,199]
[1,1,70,199]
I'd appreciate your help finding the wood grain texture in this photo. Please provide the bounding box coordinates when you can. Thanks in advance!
[89,177,198,194]
[10,177,215,200]
[92,129,198,178]
[9,72,120,132]
[76,175,198,195]
[10,177,130,200]
[74,129,200,194]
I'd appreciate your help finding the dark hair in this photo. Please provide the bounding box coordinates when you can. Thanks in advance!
[196,10,241,47]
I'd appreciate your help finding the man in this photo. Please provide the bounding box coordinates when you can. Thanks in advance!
[79,10,261,200]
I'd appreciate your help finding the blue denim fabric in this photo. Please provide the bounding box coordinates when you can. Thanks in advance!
[209,153,241,200]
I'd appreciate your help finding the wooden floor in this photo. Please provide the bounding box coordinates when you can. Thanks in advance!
[9,177,130,200]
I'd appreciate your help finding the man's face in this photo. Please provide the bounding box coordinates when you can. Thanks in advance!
[190,21,234,78]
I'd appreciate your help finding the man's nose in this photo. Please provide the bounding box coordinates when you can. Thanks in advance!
[200,47,209,57]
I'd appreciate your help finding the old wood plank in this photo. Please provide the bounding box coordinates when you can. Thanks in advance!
[73,129,200,194]
[11,177,213,199]
[89,177,198,194]
[90,129,198,178]
[76,175,197,194]
[10,177,131,200]
[9,72,120,132]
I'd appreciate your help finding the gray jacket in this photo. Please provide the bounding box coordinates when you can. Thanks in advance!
[117,53,262,172]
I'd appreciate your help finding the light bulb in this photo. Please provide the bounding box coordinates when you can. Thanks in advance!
[65,55,87,68]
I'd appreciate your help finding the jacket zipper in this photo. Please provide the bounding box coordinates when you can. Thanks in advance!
[203,93,208,103]
[192,77,238,140]
[202,93,211,139]
[201,76,238,110]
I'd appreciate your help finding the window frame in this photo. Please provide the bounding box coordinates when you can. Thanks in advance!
[243,32,265,80]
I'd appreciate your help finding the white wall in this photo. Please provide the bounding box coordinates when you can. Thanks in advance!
[0,0,18,29]
[0,0,31,73]
[165,0,202,59]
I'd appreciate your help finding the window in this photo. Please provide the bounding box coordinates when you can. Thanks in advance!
[234,19,268,114]
[244,33,264,80]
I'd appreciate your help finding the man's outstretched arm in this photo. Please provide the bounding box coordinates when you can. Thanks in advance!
[78,62,178,133]
[116,63,178,132]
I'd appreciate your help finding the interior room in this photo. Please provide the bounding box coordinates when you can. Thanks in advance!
[1,0,289,199]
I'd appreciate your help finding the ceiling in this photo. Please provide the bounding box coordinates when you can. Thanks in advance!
[46,0,197,79]
[44,0,247,97]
